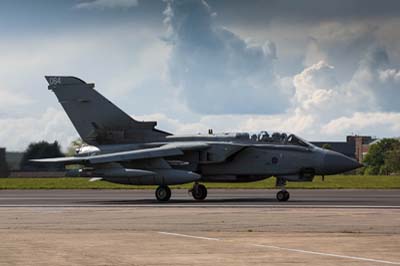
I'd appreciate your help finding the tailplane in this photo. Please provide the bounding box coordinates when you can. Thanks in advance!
[45,76,170,145]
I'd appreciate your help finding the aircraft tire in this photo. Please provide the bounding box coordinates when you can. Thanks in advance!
[192,184,207,200]
[284,190,290,201]
[155,185,171,202]
[276,190,289,202]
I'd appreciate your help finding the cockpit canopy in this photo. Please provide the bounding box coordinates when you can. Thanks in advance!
[235,131,313,147]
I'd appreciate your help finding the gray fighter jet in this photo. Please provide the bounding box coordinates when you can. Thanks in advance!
[33,76,363,202]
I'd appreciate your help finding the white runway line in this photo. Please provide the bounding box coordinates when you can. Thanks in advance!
[159,232,400,265]
[251,244,400,265]
[158,231,221,241]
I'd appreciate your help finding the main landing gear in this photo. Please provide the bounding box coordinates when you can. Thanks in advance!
[275,177,290,202]
[190,183,208,201]
[155,185,171,202]
[276,190,290,202]
[155,183,208,202]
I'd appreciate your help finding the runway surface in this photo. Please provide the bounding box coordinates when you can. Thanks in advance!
[0,189,399,207]
[1,189,399,265]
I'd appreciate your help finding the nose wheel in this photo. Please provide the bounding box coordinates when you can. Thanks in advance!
[155,185,171,202]
[276,190,290,202]
[275,177,290,202]
[191,183,207,200]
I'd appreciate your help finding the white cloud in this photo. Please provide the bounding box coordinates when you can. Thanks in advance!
[303,22,378,75]
[0,87,32,110]
[379,69,400,82]
[135,112,316,139]
[75,0,138,10]
[351,46,400,112]
[0,24,169,150]
[163,0,292,115]
[0,108,78,152]
[2,0,400,152]
[303,38,327,67]
[322,112,400,138]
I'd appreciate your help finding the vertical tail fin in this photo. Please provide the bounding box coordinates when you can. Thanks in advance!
[45,76,170,145]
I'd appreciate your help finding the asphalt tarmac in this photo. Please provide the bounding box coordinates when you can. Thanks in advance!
[0,189,399,207]
[1,189,399,265]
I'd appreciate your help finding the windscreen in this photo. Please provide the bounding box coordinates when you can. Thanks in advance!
[235,131,313,147]
[286,134,312,147]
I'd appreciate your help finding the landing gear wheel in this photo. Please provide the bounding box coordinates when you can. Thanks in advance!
[284,190,290,201]
[155,185,171,202]
[276,190,290,202]
[192,184,207,200]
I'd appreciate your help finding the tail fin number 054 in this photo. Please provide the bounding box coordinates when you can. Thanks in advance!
[48,77,61,85]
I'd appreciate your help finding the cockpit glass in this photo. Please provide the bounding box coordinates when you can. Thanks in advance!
[286,134,310,147]
[236,131,313,148]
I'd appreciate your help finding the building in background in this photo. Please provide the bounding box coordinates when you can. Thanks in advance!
[312,135,376,162]
[5,151,24,171]
[347,136,376,162]
[0,148,10,177]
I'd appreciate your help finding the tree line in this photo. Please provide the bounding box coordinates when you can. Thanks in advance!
[363,138,400,175]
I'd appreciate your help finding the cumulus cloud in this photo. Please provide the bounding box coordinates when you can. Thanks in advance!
[379,69,400,82]
[0,87,32,111]
[69,1,400,142]
[291,60,371,122]
[298,46,400,111]
[303,22,378,80]
[0,108,77,151]
[350,46,400,112]
[281,44,400,139]
[322,112,400,137]
[3,0,400,151]
[135,112,315,137]
[0,24,169,150]
[163,0,292,115]
[293,61,338,111]
[75,0,138,10]
[303,38,327,67]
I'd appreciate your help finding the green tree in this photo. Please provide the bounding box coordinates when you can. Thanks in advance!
[383,142,400,174]
[66,138,84,156]
[363,138,400,175]
[20,141,64,171]
[65,138,85,170]
[322,143,332,150]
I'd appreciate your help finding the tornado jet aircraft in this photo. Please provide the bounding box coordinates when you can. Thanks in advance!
[33,76,363,202]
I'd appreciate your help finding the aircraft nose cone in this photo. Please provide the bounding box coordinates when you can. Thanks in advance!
[323,150,363,174]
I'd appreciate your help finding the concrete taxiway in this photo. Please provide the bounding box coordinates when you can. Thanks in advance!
[0,189,399,266]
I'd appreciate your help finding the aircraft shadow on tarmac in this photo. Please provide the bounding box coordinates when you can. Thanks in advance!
[77,198,350,205]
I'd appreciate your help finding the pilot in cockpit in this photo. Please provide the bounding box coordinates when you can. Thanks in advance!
[258,131,269,142]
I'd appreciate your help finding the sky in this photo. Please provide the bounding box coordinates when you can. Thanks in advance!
[1,0,400,151]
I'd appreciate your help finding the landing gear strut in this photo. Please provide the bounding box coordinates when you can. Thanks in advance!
[190,183,207,200]
[275,177,290,202]
[155,185,171,202]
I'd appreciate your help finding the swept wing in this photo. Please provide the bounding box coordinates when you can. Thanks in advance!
[31,142,209,165]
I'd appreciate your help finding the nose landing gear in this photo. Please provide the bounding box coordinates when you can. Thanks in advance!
[275,177,290,202]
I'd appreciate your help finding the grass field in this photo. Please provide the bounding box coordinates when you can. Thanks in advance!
[0,175,399,189]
